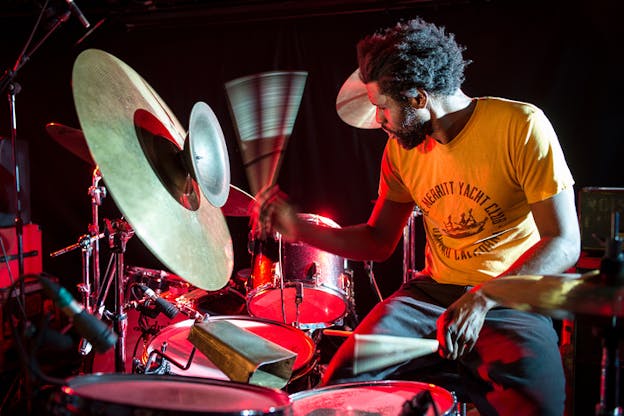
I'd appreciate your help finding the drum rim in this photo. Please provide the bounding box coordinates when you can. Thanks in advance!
[289,380,457,416]
[289,379,454,399]
[62,373,293,412]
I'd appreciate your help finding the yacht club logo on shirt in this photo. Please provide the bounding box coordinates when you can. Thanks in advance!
[418,181,508,261]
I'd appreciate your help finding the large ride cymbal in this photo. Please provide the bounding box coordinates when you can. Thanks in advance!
[336,69,380,129]
[72,49,233,291]
[45,122,95,166]
[481,270,624,319]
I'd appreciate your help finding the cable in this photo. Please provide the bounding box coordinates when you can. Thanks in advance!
[364,260,383,302]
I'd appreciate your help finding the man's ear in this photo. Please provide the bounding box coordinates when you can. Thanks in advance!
[408,89,428,109]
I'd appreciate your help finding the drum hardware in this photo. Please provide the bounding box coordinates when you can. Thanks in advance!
[139,339,199,376]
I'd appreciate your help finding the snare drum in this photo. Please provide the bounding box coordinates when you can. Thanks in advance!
[248,213,351,329]
[144,317,317,389]
[49,373,292,415]
[290,380,456,416]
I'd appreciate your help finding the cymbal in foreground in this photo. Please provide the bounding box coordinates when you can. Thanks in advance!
[72,49,233,291]
[45,122,95,166]
[481,270,624,319]
[336,69,380,129]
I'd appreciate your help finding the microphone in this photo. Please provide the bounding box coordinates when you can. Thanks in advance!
[39,276,117,353]
[138,285,179,319]
[64,0,90,28]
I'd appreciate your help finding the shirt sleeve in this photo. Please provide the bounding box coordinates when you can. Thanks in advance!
[378,140,414,203]
[514,108,575,204]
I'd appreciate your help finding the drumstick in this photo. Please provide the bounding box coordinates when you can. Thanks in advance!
[353,335,439,375]
[322,329,353,337]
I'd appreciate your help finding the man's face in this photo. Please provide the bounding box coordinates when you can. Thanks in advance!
[365,82,431,150]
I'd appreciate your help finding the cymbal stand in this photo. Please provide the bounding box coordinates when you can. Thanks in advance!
[49,171,106,356]
[88,168,105,307]
[102,218,134,373]
[76,167,106,355]
[595,212,623,416]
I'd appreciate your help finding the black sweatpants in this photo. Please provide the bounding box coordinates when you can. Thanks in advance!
[322,277,565,416]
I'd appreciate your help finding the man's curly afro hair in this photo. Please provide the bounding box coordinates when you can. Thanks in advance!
[357,18,470,100]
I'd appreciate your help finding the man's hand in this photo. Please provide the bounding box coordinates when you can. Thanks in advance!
[437,287,498,360]
[250,185,299,241]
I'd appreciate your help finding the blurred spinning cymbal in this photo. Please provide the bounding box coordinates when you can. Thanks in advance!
[225,71,308,195]
[481,270,624,319]
[336,69,380,129]
[45,122,95,166]
[71,48,233,291]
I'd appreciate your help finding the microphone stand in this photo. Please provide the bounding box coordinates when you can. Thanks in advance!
[0,8,72,407]
[0,4,73,308]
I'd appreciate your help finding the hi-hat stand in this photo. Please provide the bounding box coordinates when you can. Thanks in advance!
[98,218,134,373]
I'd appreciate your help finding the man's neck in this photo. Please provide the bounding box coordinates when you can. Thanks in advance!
[429,91,475,144]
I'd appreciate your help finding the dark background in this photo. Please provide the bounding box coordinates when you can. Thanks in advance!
[1,0,623,414]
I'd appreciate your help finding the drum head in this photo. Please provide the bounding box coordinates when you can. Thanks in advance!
[289,380,456,416]
[54,374,291,415]
[248,286,347,329]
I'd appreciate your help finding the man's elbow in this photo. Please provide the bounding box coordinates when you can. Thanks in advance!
[561,233,581,270]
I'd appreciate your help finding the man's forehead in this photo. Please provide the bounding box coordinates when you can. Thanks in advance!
[365,82,387,106]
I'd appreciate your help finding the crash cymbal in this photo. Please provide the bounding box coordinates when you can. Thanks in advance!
[336,69,380,129]
[481,270,624,319]
[222,184,254,217]
[225,71,307,195]
[72,49,233,291]
[45,122,95,165]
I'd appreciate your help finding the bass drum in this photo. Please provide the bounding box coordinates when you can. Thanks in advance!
[48,373,292,415]
[247,213,351,329]
[143,317,318,392]
[290,380,457,416]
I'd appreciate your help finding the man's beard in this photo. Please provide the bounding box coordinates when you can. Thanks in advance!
[384,110,432,150]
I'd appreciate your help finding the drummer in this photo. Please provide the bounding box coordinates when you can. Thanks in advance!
[253,17,580,416]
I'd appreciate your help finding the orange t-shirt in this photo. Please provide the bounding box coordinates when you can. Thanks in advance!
[379,97,574,285]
